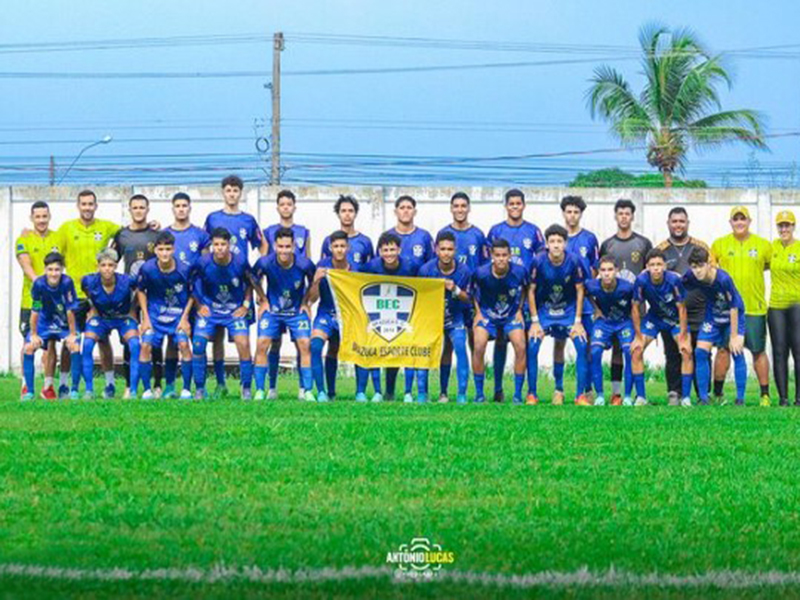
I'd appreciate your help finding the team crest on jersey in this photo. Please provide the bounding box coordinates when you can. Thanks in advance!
[189,241,199,253]
[580,247,588,257]
[239,228,247,240]
[702,322,713,333]
[631,251,641,264]
[174,283,184,294]
[789,254,797,264]
[294,280,301,289]
[469,245,477,256]
[523,238,532,250]
[413,244,423,258]
[594,329,603,339]
[197,317,207,328]
[362,282,416,343]
[179,251,187,262]
[748,249,758,258]
[94,232,104,241]
[232,246,241,255]
[232,277,240,287]
[297,237,305,249]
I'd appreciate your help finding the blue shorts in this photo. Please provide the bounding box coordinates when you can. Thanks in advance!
[142,320,190,348]
[642,313,680,338]
[258,312,311,340]
[477,317,524,339]
[26,324,73,344]
[697,320,745,347]
[591,318,634,349]
[540,311,578,340]
[312,312,340,338]
[194,314,250,340]
[85,316,138,341]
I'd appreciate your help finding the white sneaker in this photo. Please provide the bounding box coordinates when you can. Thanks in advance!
[634,396,648,406]
[122,388,131,400]
[298,388,305,401]
[153,387,162,399]
[141,390,154,400]
[681,396,692,407]
[304,390,316,402]
[438,394,449,403]
[403,393,414,404]
[371,393,383,403]
[594,395,606,407]
[623,396,633,406]
[180,389,193,400]
[267,389,278,400]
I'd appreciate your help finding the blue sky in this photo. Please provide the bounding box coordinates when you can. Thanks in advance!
[1,0,798,186]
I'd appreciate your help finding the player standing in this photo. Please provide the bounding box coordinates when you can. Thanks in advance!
[165,192,210,269]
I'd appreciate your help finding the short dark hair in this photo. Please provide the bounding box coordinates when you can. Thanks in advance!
[334,195,359,214]
[450,192,470,204]
[598,255,618,269]
[436,231,456,245]
[129,194,149,206]
[545,224,568,241]
[211,227,231,242]
[645,248,666,264]
[329,230,349,244]
[172,192,191,203]
[221,175,244,190]
[275,226,294,241]
[668,207,688,219]
[688,246,710,266]
[44,252,64,267]
[614,199,636,214]
[77,189,96,202]
[504,188,525,204]
[491,238,511,252]
[277,189,296,204]
[31,201,49,213]
[378,232,402,249]
[395,195,416,208]
[155,231,175,247]
[560,195,586,213]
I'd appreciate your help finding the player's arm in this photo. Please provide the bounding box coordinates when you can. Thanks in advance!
[232,281,253,319]
[16,251,38,283]
[307,269,324,305]
[28,308,42,349]
[451,277,469,303]
[729,305,744,355]
[305,233,311,258]
[178,297,194,335]
[136,289,152,334]
[677,301,690,352]
[527,280,543,339]
[630,298,644,355]
[192,277,211,317]
[571,282,587,340]
[65,309,79,352]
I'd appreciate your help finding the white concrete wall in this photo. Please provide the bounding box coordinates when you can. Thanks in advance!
[3,185,799,374]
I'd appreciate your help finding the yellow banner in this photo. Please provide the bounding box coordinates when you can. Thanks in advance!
[327,270,445,369]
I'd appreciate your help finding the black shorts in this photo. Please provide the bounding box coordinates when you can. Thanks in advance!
[74,299,92,333]
[19,308,31,338]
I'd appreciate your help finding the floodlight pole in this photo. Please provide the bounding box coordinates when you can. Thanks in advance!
[271,32,284,186]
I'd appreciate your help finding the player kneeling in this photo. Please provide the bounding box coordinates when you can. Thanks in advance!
[631,249,692,406]
[22,253,81,400]
[81,249,141,399]
[585,256,635,406]
[136,232,195,400]
[684,247,748,405]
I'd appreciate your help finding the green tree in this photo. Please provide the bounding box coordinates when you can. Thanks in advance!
[587,25,766,187]
[569,168,707,188]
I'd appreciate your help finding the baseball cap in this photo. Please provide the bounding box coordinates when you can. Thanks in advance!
[776,210,796,225]
[730,205,751,219]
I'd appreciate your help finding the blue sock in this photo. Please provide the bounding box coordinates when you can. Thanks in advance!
[440,364,452,397]
[214,359,226,386]
[370,369,382,394]
[526,337,542,396]
[355,366,368,394]
[451,328,469,396]
[493,342,507,393]
[23,352,35,394]
[325,356,338,396]
[165,358,178,387]
[192,338,208,391]
[240,360,253,391]
[128,337,141,394]
[695,347,711,401]
[553,362,565,392]
[623,347,634,397]
[255,364,268,391]
[82,337,96,393]
[268,350,280,389]
[572,336,588,399]
[633,373,646,399]
[386,368,398,397]
[311,337,326,393]
[181,360,193,393]
[417,369,429,399]
[682,373,693,399]
[404,368,415,395]
[514,373,525,399]
[474,373,485,399]
[70,351,82,392]
[583,316,594,392]
[591,345,604,397]
[140,361,153,392]
[300,366,312,392]
[733,352,747,401]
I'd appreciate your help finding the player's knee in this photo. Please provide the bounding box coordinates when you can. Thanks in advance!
[256,338,271,353]
[192,338,208,356]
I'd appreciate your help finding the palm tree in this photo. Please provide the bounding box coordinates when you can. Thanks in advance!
[587,25,766,187]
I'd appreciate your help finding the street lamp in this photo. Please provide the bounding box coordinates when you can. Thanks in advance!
[57,134,113,185]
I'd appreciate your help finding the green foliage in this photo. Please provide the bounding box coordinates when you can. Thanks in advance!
[569,167,707,188]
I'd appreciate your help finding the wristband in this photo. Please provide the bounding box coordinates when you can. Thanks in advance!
[453,285,461,297]
[530,316,540,324]
[243,300,251,309]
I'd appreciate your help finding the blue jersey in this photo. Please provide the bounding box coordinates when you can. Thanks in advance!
[137,258,193,327]
[385,227,434,269]
[31,275,78,329]
[634,270,686,326]
[418,259,472,329]
[316,257,358,316]
[254,254,316,316]
[165,225,209,268]
[437,224,488,271]
[486,221,544,270]
[193,252,253,318]
[362,257,419,277]
[584,278,635,326]
[682,269,744,326]
[320,232,374,267]
[203,210,263,257]
[473,263,528,322]
[81,273,136,319]
[264,223,311,258]
[568,229,599,316]
[530,253,585,320]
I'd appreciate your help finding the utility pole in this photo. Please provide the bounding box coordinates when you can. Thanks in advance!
[271,32,284,186]
[49,155,55,186]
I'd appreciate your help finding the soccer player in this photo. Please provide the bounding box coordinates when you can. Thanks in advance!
[80,249,141,399]
[363,232,419,401]
[485,189,544,402]
[419,231,472,403]
[307,230,356,402]
[21,253,81,400]
[557,195,599,403]
[655,207,710,404]
[203,175,267,395]
[599,199,653,405]
[136,232,195,400]
[111,194,160,399]
[684,247,747,405]
[165,192,210,269]
[191,228,255,400]
[585,257,635,406]
[526,225,589,406]
[58,190,120,399]
[630,249,692,406]
[710,206,772,405]
[253,227,316,401]
[15,201,62,399]
[472,239,528,404]
[320,195,375,267]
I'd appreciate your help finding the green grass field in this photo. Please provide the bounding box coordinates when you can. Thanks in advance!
[3,371,800,599]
